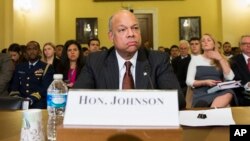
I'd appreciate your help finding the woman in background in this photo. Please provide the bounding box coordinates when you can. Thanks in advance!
[186,33,235,108]
[8,43,25,66]
[58,40,84,88]
[42,42,60,72]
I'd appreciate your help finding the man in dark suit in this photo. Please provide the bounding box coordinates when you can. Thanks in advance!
[231,35,250,106]
[0,53,14,96]
[172,40,191,97]
[9,41,54,109]
[74,10,186,109]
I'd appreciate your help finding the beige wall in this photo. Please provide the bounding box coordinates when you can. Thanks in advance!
[221,0,250,47]
[12,0,56,47]
[56,0,222,48]
[0,0,250,50]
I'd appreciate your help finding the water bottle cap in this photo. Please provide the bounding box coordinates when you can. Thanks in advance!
[53,74,63,80]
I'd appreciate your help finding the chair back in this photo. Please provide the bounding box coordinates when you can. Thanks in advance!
[185,86,193,109]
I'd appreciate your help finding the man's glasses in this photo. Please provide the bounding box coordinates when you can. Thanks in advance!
[241,42,250,46]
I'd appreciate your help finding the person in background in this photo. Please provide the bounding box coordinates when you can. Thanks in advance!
[186,33,235,108]
[57,40,84,88]
[81,47,89,57]
[42,42,61,72]
[73,10,186,109]
[223,41,233,59]
[169,45,180,63]
[172,40,191,96]
[8,43,25,66]
[189,37,202,56]
[158,46,165,52]
[9,41,54,109]
[55,44,64,59]
[231,47,241,56]
[88,38,100,53]
[231,35,250,106]
[1,48,7,53]
[143,40,152,50]
[0,53,14,96]
[101,46,108,51]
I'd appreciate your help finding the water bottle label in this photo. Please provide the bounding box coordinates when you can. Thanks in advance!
[47,93,67,108]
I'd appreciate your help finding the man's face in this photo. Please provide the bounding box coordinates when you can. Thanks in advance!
[170,48,180,58]
[55,46,63,58]
[223,43,232,54]
[179,43,189,57]
[108,11,141,59]
[26,44,40,61]
[240,36,250,56]
[190,40,201,55]
[88,40,100,53]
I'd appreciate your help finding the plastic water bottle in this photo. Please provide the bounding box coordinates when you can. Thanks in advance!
[47,74,68,141]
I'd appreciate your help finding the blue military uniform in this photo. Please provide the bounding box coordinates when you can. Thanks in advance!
[10,60,54,109]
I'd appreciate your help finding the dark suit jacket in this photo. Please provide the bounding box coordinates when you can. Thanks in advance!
[231,54,250,106]
[171,55,191,89]
[0,53,14,96]
[74,47,186,109]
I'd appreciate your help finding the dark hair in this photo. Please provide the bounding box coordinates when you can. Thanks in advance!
[189,37,200,43]
[81,47,88,52]
[61,40,84,80]
[1,48,7,53]
[8,43,21,53]
[56,44,64,49]
[170,45,179,51]
[88,38,100,46]
[101,46,108,51]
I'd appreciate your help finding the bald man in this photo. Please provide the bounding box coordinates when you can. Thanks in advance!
[74,10,186,109]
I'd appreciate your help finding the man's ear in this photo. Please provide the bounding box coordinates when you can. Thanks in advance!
[108,31,114,43]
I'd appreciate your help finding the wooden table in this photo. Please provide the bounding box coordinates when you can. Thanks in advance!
[0,107,250,141]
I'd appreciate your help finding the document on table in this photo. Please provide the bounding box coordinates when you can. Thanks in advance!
[207,80,241,94]
[179,107,235,126]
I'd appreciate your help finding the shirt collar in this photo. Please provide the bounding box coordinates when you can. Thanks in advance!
[116,51,138,71]
[29,60,39,66]
[242,53,250,63]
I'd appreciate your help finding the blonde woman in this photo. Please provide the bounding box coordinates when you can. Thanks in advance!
[186,33,235,108]
[42,42,60,72]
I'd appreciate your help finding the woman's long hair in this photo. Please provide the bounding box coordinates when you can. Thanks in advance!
[60,40,84,80]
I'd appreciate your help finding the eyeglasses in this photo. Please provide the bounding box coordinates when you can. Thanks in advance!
[241,42,250,46]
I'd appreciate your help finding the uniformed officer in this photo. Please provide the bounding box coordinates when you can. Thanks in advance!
[10,41,54,109]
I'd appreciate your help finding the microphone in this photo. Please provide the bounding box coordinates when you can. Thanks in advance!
[143,65,154,89]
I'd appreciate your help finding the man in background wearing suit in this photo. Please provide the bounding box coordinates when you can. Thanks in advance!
[74,10,186,109]
[0,53,14,96]
[231,35,250,106]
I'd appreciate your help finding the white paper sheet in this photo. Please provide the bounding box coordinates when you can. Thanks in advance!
[180,107,235,126]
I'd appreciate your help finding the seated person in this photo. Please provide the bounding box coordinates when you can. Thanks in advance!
[0,53,14,96]
[9,41,54,109]
[186,33,235,108]
[231,35,250,106]
[73,10,186,109]
[57,40,84,88]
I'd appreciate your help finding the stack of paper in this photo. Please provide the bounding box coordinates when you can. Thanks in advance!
[207,80,241,94]
[179,108,235,126]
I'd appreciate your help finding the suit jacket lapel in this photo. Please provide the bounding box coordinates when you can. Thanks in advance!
[238,54,250,75]
[103,48,119,89]
[135,48,151,89]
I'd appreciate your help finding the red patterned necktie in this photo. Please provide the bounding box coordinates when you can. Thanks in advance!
[248,58,250,72]
[122,61,134,89]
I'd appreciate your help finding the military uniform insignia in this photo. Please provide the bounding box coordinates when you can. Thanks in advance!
[34,68,44,77]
